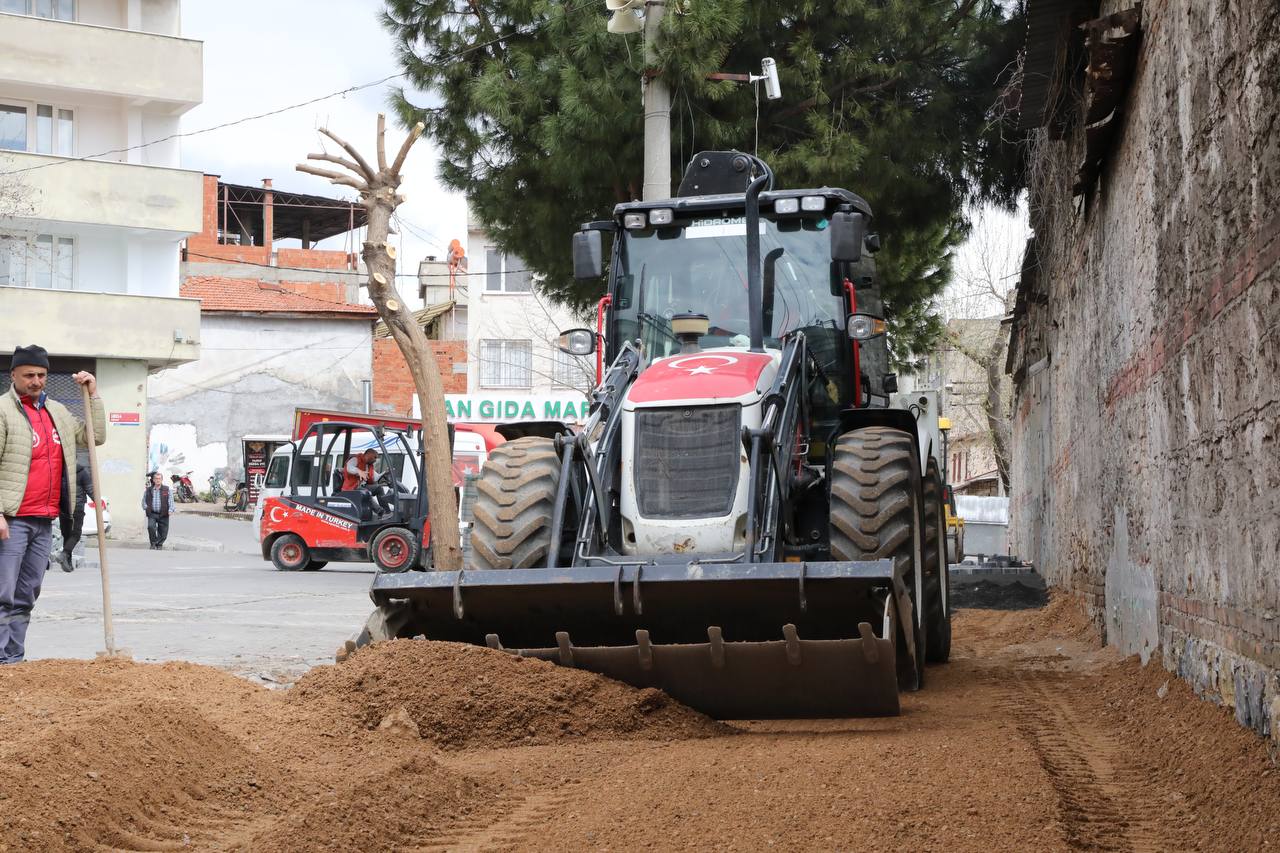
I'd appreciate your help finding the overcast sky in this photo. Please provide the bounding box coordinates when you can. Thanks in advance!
[178,1,1026,315]
[180,0,463,307]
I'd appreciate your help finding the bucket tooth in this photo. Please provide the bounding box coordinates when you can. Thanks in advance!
[782,623,802,666]
[485,633,503,651]
[857,622,878,664]
[707,626,726,669]
[636,629,654,670]
[555,631,574,667]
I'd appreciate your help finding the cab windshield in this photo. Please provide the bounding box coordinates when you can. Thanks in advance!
[612,214,844,365]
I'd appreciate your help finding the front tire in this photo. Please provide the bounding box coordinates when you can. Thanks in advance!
[829,426,926,691]
[371,526,419,573]
[271,534,310,572]
[469,437,562,570]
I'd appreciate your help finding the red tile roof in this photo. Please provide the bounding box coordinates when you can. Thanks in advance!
[181,277,379,317]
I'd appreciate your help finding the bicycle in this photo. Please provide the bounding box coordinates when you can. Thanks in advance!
[224,482,249,513]
[208,476,230,503]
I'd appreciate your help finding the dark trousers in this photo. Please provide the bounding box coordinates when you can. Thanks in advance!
[0,517,52,664]
[147,512,170,547]
[62,504,85,558]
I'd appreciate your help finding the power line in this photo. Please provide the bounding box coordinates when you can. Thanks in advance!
[183,249,532,282]
[0,0,597,179]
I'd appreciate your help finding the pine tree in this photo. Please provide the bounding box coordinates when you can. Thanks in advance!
[383,0,1024,361]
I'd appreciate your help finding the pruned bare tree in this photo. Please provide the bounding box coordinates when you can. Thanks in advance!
[298,115,461,570]
[936,206,1024,493]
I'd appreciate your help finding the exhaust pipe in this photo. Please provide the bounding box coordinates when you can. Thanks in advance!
[745,170,769,354]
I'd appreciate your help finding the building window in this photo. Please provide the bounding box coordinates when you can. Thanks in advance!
[1,1,75,20]
[0,233,74,290]
[552,348,590,391]
[0,103,26,151]
[484,247,532,293]
[479,339,533,388]
[0,100,74,155]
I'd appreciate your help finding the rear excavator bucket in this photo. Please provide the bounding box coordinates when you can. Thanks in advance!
[361,559,910,718]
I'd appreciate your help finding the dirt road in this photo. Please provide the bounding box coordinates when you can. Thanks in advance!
[2,597,1276,851]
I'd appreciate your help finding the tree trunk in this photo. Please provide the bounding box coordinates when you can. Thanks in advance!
[298,118,462,570]
[362,197,462,570]
[983,328,1012,494]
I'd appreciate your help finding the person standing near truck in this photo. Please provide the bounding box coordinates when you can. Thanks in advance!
[0,345,105,664]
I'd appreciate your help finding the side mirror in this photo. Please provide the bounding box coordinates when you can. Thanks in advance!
[830,211,867,262]
[572,230,603,280]
[558,327,597,355]
[848,313,886,340]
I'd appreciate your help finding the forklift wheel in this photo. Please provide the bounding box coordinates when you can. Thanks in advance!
[271,534,310,572]
[371,526,419,573]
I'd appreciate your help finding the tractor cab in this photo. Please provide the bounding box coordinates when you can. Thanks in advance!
[258,421,431,573]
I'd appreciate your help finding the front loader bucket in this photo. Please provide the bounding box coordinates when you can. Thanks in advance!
[367,560,904,718]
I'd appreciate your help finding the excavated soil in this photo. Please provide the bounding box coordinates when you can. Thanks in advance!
[288,639,731,748]
[2,598,1278,851]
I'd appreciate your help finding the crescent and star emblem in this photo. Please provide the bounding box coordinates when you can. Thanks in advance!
[269,506,287,524]
[667,354,739,375]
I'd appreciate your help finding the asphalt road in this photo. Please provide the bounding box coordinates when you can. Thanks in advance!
[25,513,377,683]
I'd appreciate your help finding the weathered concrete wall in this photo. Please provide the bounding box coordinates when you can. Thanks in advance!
[1010,0,1280,734]
[147,315,371,488]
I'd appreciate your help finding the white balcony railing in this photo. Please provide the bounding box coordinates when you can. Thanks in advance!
[0,13,201,110]
[1,150,202,235]
[1,287,201,369]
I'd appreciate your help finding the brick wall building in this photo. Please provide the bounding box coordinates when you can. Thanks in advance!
[372,336,468,417]
[1008,0,1280,734]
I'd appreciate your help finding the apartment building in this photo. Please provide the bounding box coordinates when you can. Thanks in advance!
[0,0,204,532]
[461,213,592,423]
[148,176,376,492]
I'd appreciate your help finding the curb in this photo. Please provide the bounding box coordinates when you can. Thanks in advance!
[177,502,253,522]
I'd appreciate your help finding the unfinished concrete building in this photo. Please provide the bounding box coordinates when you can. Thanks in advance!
[1008,0,1279,734]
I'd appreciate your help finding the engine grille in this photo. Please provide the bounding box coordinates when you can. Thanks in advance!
[634,405,741,519]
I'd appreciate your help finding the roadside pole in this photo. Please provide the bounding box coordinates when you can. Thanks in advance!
[641,0,671,201]
[81,383,122,658]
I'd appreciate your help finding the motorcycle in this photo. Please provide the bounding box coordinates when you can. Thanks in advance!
[171,472,197,503]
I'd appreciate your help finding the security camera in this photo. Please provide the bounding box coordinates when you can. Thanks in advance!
[761,57,782,101]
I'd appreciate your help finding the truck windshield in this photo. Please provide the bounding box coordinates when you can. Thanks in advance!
[613,215,843,364]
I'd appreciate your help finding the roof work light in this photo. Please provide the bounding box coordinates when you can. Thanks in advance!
[606,0,644,34]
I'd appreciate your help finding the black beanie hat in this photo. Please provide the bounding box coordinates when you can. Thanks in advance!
[10,344,50,371]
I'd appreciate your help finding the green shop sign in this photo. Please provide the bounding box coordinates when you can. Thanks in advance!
[444,394,590,422]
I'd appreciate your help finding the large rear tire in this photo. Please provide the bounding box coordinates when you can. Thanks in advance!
[829,426,926,691]
[922,460,951,663]
[470,437,562,569]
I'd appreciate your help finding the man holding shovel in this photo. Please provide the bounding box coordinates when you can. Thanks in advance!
[0,345,104,664]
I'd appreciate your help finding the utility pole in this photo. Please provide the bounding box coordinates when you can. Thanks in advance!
[641,0,671,201]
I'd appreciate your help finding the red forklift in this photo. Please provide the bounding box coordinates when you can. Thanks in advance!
[258,420,430,572]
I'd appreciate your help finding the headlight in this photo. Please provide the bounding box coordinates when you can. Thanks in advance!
[773,198,799,215]
[848,313,887,340]
[623,213,647,229]
[801,195,826,212]
[648,208,674,225]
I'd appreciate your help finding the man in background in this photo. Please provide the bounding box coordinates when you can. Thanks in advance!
[142,471,175,549]
[54,462,94,570]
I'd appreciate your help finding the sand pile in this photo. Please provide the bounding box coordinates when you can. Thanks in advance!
[0,658,489,852]
[1,697,263,850]
[289,639,731,748]
[998,591,1101,646]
